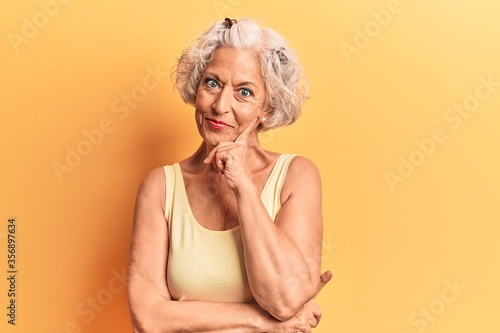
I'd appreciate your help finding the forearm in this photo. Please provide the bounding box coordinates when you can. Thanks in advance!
[131,295,268,333]
[235,184,317,319]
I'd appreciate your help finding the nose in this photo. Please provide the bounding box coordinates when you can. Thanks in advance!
[213,87,232,115]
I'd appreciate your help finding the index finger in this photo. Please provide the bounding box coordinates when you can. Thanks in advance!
[235,117,259,144]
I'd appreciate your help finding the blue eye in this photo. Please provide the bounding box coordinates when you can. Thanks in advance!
[239,88,253,97]
[205,78,219,88]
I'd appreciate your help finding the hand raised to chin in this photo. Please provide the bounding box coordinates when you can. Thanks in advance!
[204,117,260,191]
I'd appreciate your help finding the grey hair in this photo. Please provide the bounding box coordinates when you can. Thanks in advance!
[173,18,309,131]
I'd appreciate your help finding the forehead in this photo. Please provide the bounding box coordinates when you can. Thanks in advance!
[205,47,263,83]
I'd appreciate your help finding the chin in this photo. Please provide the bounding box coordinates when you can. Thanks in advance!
[200,131,235,146]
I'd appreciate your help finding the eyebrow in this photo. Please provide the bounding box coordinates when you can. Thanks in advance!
[235,81,257,89]
[204,72,258,89]
[205,73,222,82]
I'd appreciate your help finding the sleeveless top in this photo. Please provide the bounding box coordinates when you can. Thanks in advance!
[163,154,296,303]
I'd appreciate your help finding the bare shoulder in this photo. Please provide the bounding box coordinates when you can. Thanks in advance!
[281,156,322,201]
[136,166,166,209]
[288,155,320,173]
[287,156,321,183]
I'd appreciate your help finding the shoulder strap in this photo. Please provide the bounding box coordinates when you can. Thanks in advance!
[261,154,296,221]
[273,154,296,205]
[163,164,177,226]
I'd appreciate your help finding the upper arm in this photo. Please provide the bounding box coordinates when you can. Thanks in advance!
[275,156,323,293]
[128,167,171,316]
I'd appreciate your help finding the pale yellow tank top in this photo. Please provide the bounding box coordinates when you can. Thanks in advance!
[164,154,296,303]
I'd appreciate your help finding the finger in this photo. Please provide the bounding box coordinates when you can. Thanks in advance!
[213,144,239,174]
[295,315,311,333]
[203,142,231,164]
[214,151,228,174]
[307,313,318,328]
[314,313,322,327]
[301,326,312,333]
[315,271,333,296]
[296,324,312,333]
[320,270,333,286]
[204,146,218,164]
[311,302,322,326]
[235,117,259,144]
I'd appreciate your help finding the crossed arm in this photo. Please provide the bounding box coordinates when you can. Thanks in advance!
[128,157,330,333]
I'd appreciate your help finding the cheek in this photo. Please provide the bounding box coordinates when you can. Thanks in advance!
[240,100,266,116]
[232,106,261,126]
[194,89,202,107]
[195,89,213,110]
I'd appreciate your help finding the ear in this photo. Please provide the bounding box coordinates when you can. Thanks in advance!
[259,107,273,131]
[262,106,273,121]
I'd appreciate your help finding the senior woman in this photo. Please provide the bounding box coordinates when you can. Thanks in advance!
[128,18,331,333]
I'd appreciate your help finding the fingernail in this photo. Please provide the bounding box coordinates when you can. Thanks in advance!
[203,157,208,164]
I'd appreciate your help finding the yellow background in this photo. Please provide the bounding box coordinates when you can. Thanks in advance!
[1,0,500,332]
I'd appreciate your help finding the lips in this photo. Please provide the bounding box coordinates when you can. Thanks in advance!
[206,118,232,130]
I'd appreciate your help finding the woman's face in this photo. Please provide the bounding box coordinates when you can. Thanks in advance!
[195,47,268,147]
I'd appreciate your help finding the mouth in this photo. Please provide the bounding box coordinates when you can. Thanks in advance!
[206,118,232,130]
